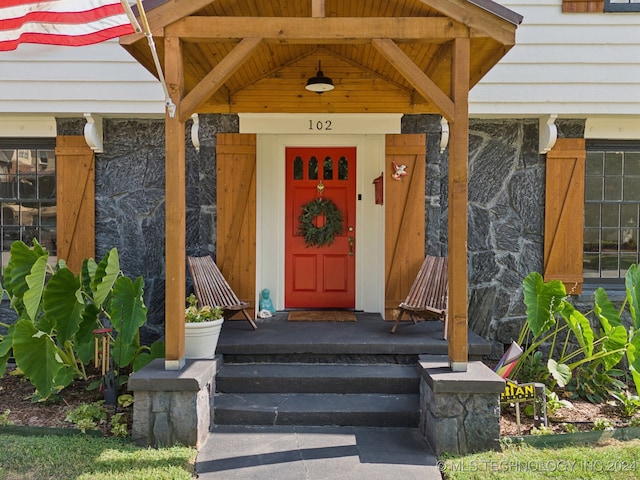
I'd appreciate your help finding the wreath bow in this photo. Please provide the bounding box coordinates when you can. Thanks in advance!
[298,198,344,247]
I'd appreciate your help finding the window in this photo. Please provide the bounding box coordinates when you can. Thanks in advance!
[605,0,640,12]
[0,138,56,273]
[584,141,640,282]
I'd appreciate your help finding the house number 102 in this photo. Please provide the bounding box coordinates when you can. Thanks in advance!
[309,120,332,131]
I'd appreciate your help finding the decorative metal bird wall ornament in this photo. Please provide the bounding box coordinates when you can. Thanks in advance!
[391,161,408,180]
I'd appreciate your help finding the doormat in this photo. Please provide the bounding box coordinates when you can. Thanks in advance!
[287,311,357,322]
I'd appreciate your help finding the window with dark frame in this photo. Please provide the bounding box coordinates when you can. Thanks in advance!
[584,140,640,283]
[0,138,56,274]
[605,0,640,12]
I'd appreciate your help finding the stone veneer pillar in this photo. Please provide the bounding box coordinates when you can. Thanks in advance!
[418,355,505,455]
[128,358,219,448]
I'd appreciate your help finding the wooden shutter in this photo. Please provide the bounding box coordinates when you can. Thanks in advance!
[216,133,256,316]
[544,138,586,294]
[55,136,95,273]
[384,134,426,319]
[562,0,604,13]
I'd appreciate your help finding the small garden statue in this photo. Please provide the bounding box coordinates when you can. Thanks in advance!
[258,288,276,318]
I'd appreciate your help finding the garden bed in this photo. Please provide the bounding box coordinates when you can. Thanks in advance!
[0,364,132,437]
[500,396,636,436]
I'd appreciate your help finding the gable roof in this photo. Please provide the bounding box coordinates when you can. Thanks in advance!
[121,0,521,118]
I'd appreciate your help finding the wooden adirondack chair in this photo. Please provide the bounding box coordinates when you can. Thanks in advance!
[187,255,257,330]
[390,255,448,339]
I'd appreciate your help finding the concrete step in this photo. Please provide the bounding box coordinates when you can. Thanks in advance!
[216,363,420,394]
[213,392,420,427]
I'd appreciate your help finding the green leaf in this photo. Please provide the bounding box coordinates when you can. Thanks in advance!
[109,277,147,366]
[23,255,48,322]
[0,323,14,357]
[110,276,147,367]
[0,324,13,377]
[80,257,98,297]
[133,339,165,372]
[4,241,45,312]
[11,319,67,399]
[110,276,147,342]
[112,342,138,369]
[627,330,640,396]
[626,265,640,329]
[594,287,622,332]
[561,302,594,358]
[548,358,572,388]
[91,248,120,308]
[523,272,566,337]
[602,325,628,371]
[74,304,102,365]
[43,268,82,344]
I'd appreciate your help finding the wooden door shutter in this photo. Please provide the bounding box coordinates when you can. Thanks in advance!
[384,134,426,319]
[55,136,95,273]
[216,133,256,316]
[544,138,586,294]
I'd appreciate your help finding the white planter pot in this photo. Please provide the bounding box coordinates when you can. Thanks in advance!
[184,318,224,359]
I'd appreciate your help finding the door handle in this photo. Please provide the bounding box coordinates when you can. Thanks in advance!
[348,236,354,256]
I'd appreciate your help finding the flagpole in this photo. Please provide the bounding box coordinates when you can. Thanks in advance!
[127,0,177,118]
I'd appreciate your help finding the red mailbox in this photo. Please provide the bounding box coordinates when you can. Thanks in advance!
[372,173,383,205]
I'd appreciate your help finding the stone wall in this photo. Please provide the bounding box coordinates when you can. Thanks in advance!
[418,355,504,455]
[128,358,218,448]
[401,117,586,357]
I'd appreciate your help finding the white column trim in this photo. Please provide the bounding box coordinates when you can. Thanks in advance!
[539,114,558,154]
[84,113,103,153]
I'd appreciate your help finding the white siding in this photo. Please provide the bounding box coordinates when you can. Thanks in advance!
[470,1,640,117]
[0,40,164,116]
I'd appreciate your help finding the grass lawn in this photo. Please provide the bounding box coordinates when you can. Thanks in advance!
[0,434,197,480]
[440,439,640,480]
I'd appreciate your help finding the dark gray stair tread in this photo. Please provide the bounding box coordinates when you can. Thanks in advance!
[216,363,420,394]
[213,392,419,427]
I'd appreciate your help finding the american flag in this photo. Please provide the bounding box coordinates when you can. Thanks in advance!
[0,0,139,51]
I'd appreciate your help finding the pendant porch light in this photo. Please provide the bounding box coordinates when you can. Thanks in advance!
[305,61,334,93]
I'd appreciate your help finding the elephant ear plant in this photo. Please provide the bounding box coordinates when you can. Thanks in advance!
[512,266,640,401]
[0,240,164,400]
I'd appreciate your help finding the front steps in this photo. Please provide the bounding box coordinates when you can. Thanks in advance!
[213,361,421,428]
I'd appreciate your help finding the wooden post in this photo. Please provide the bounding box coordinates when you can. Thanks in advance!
[447,37,470,371]
[164,35,186,370]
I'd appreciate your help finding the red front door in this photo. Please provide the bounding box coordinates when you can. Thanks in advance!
[285,147,356,308]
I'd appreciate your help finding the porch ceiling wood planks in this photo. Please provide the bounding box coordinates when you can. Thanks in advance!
[120,0,521,369]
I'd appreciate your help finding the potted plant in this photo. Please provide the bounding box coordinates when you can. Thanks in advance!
[184,294,224,359]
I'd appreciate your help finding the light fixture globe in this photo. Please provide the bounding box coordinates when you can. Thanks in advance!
[305,61,334,94]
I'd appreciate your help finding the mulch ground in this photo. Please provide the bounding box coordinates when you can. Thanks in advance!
[0,364,132,437]
[500,395,637,436]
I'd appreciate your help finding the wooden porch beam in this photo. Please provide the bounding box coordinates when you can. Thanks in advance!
[372,38,455,121]
[164,35,186,370]
[447,36,470,372]
[417,0,518,46]
[179,38,263,122]
[163,17,470,43]
[120,0,215,45]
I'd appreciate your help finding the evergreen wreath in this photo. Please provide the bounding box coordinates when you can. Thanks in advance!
[298,197,344,247]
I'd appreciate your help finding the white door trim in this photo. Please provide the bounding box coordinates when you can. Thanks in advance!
[246,113,401,314]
